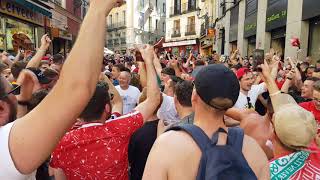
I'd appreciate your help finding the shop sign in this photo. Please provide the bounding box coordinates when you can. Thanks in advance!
[52,11,67,30]
[0,0,44,26]
[163,39,197,47]
[59,29,72,41]
[266,0,288,31]
[207,28,215,38]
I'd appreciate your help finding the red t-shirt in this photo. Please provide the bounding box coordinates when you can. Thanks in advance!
[50,111,143,180]
[299,101,320,133]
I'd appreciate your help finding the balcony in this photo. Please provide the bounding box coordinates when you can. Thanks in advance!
[182,2,197,14]
[171,29,181,38]
[107,22,126,32]
[170,6,181,17]
[185,24,196,36]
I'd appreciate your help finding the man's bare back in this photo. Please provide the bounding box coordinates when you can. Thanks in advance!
[142,128,270,180]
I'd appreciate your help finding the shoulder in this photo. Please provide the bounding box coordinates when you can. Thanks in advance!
[299,101,312,109]
[129,86,140,93]
[242,135,269,177]
[153,130,200,155]
[115,85,120,90]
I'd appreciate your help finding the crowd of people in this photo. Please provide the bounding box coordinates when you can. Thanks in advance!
[0,0,319,179]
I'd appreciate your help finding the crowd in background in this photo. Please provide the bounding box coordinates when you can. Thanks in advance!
[0,0,319,179]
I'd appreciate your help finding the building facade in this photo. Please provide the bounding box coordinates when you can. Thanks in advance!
[214,0,320,63]
[161,0,217,57]
[0,0,52,52]
[106,0,166,54]
[50,0,87,55]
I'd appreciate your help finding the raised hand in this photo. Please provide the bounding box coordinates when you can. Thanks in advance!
[40,34,51,50]
[16,70,41,101]
[136,44,154,64]
[89,0,124,15]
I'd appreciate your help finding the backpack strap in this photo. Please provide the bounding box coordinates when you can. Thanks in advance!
[166,124,211,152]
[226,127,244,152]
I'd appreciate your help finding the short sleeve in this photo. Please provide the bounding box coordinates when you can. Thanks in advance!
[106,111,144,137]
[254,83,267,95]
[0,122,33,179]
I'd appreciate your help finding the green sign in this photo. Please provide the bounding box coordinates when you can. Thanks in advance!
[245,23,257,32]
[267,10,287,23]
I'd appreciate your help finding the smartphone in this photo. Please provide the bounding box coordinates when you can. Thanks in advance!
[252,49,265,72]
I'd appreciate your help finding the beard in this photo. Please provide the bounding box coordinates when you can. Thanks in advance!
[8,100,17,123]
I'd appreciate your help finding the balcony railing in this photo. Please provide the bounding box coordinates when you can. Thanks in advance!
[185,24,196,36]
[170,6,181,17]
[200,22,207,36]
[114,39,120,46]
[107,22,126,31]
[182,2,197,14]
[171,29,181,38]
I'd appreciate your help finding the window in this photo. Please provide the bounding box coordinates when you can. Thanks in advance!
[187,16,195,33]
[163,22,165,32]
[123,11,126,23]
[163,3,166,13]
[116,13,119,23]
[149,17,152,31]
[174,20,180,34]
[109,15,112,25]
[156,20,158,30]
[156,0,158,8]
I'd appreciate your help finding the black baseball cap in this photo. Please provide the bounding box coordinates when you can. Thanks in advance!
[194,64,240,110]
[27,68,51,84]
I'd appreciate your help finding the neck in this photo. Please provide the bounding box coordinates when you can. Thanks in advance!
[240,88,248,95]
[121,85,129,90]
[178,107,193,119]
[273,140,295,158]
[193,108,226,137]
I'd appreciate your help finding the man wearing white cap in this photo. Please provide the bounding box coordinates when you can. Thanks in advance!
[260,62,320,180]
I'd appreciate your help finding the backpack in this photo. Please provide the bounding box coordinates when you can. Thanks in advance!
[167,124,257,180]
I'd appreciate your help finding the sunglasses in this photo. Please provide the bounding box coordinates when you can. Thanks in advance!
[0,85,21,99]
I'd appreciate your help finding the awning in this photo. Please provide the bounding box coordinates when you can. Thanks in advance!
[13,0,52,17]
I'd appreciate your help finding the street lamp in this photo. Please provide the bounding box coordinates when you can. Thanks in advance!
[196,8,208,19]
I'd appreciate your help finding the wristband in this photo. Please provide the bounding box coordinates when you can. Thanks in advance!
[18,101,30,106]
[270,91,281,97]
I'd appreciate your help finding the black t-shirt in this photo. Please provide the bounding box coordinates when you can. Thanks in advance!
[128,119,159,180]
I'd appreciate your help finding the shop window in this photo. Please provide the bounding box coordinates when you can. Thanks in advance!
[6,18,35,51]
[308,20,320,62]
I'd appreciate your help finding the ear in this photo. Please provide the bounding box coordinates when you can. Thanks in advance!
[104,103,111,114]
[191,89,197,105]
[0,100,10,126]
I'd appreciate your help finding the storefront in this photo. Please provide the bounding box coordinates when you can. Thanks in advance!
[303,0,320,62]
[200,28,215,56]
[229,5,239,52]
[163,39,199,57]
[244,0,257,56]
[0,0,51,52]
[266,0,288,56]
[51,10,72,55]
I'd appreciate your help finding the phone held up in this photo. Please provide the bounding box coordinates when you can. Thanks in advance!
[252,49,264,72]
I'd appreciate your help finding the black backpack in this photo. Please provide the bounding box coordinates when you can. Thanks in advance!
[167,125,258,180]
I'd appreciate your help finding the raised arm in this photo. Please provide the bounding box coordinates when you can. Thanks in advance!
[135,45,161,122]
[26,34,51,68]
[138,62,147,88]
[153,51,162,78]
[9,0,123,174]
[225,108,249,122]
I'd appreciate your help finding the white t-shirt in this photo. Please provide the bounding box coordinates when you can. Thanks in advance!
[0,122,36,180]
[116,85,141,114]
[157,94,180,125]
[234,83,266,109]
